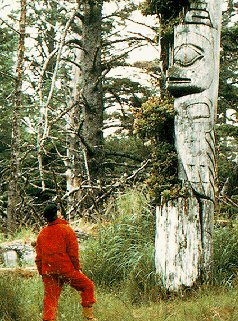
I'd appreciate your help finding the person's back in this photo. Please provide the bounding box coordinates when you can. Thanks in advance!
[36,217,80,275]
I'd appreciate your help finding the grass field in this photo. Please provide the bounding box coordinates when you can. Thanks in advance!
[0,274,238,321]
[0,190,237,320]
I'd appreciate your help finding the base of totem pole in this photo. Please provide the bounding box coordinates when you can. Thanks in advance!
[155,197,214,291]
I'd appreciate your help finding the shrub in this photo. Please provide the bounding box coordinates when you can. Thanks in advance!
[133,96,178,203]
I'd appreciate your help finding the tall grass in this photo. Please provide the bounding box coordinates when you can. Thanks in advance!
[81,188,164,302]
[0,227,37,243]
[81,188,238,301]
[213,224,238,286]
[0,189,238,320]
[0,274,42,321]
[0,274,237,321]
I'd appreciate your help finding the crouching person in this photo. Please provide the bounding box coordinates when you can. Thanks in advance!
[35,203,97,321]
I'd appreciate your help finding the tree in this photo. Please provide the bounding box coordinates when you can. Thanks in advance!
[0,24,17,166]
[7,0,27,233]
[0,24,17,226]
[57,0,157,217]
[217,0,238,211]
[0,0,157,227]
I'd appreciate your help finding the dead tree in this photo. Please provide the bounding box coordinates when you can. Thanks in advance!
[7,0,27,233]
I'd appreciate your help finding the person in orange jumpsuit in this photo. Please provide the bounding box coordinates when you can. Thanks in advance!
[35,203,97,321]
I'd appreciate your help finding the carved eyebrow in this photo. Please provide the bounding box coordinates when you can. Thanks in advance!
[173,44,204,67]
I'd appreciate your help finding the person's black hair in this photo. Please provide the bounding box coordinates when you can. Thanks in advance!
[43,202,58,222]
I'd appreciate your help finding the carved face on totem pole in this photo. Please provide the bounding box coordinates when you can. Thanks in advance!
[167,0,214,97]
[166,1,218,201]
[167,25,214,97]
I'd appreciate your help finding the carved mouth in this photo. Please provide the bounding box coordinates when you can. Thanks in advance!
[167,77,191,84]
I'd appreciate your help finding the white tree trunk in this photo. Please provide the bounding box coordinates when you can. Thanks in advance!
[80,0,103,181]
[155,0,222,290]
[7,0,26,233]
[65,46,83,220]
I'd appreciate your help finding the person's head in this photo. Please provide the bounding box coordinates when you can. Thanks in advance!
[43,202,58,222]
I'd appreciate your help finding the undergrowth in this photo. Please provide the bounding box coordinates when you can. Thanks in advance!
[0,189,238,320]
[0,275,237,321]
[0,227,37,243]
[213,224,238,286]
[81,188,164,302]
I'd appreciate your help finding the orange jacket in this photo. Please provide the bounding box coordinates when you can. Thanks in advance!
[35,218,80,275]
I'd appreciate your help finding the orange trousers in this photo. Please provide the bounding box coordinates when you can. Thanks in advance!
[42,270,96,321]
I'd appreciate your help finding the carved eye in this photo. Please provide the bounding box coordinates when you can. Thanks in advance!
[174,45,204,67]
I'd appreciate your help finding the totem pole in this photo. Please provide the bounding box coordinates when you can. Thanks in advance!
[155,0,222,290]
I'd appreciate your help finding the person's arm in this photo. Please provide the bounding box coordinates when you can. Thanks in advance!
[35,237,43,275]
[66,228,81,271]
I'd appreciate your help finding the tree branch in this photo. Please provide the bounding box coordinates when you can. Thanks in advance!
[105,151,143,162]
[0,17,20,34]
[65,38,83,48]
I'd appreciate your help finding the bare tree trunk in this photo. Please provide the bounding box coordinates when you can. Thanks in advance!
[63,0,103,219]
[158,24,173,98]
[155,0,222,290]
[65,46,83,220]
[80,0,103,183]
[36,9,77,191]
[64,0,103,218]
[7,0,27,233]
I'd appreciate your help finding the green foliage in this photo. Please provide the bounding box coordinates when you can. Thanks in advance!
[219,22,238,113]
[134,96,175,143]
[217,1,238,205]
[216,5,238,210]
[0,25,17,165]
[0,25,16,101]
[133,96,178,202]
[146,142,178,203]
[80,190,238,300]
[0,219,238,319]
[213,224,238,285]
[80,195,238,303]
[216,124,238,201]
[140,0,189,21]
[1,0,157,229]
[103,136,150,181]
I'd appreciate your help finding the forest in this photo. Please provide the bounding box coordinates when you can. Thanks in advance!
[0,0,238,320]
